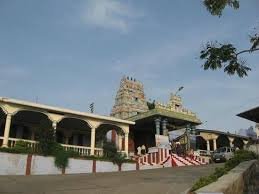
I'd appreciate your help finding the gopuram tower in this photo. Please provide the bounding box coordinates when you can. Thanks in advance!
[111,76,149,119]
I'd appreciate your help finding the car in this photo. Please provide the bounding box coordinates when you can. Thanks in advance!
[212,147,235,162]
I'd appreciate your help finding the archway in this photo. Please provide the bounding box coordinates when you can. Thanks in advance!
[57,117,91,146]
[0,107,6,146]
[216,134,230,148]
[12,110,52,140]
[233,137,244,149]
[196,136,207,150]
[95,123,124,149]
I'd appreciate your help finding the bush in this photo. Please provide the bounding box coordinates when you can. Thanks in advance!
[14,141,32,153]
[225,150,257,171]
[0,147,29,154]
[213,167,227,177]
[235,150,257,161]
[103,141,117,158]
[111,153,126,166]
[0,141,32,154]
[66,150,80,158]
[54,149,69,169]
[35,120,55,156]
[102,141,128,165]
[191,149,257,192]
[191,175,217,192]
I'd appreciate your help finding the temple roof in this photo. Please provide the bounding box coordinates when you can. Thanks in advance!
[127,107,201,128]
[237,106,259,123]
[197,128,249,140]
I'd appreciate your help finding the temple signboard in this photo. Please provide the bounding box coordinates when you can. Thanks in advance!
[155,135,171,149]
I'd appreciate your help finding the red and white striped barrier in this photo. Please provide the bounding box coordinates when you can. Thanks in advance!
[135,148,209,168]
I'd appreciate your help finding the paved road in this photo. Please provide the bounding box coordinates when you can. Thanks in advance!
[0,164,223,194]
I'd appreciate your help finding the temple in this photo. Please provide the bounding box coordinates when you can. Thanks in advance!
[110,77,201,154]
[0,76,251,164]
[111,76,149,119]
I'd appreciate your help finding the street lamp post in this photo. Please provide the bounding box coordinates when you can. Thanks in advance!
[175,86,184,96]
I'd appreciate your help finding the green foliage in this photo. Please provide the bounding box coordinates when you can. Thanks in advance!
[103,141,117,158]
[0,147,29,154]
[200,42,251,77]
[66,150,80,158]
[191,150,257,192]
[250,33,259,50]
[102,141,127,165]
[234,149,257,161]
[213,167,227,177]
[35,120,56,156]
[13,141,32,153]
[111,153,126,166]
[201,0,259,77]
[203,0,239,17]
[54,149,69,169]
[0,141,32,154]
[191,174,217,192]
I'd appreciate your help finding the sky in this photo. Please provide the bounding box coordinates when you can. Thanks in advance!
[0,0,258,133]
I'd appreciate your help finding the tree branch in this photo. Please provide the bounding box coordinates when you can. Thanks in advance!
[236,48,259,56]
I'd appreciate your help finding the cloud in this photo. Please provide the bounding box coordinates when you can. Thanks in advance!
[111,24,233,78]
[83,0,141,32]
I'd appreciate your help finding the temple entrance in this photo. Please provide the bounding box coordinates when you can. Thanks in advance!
[216,134,230,148]
[95,124,124,150]
[196,136,207,150]
[233,137,244,149]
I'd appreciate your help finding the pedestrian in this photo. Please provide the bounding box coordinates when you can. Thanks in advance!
[141,144,146,155]
[137,146,141,155]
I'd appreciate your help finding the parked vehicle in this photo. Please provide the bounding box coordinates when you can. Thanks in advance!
[212,147,235,162]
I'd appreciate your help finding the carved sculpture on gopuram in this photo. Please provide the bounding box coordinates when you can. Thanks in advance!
[111,76,149,119]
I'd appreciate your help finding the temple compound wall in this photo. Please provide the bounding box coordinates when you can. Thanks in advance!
[0,152,162,175]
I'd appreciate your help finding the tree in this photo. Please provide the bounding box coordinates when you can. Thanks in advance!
[200,0,259,77]
[35,119,56,155]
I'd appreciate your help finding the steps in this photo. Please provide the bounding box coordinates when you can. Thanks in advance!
[136,148,207,168]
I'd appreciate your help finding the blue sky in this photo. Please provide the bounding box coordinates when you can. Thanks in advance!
[0,0,258,132]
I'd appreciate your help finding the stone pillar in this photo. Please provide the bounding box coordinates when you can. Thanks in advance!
[82,135,87,146]
[162,119,168,136]
[118,135,122,151]
[125,132,129,157]
[213,139,217,151]
[63,130,72,145]
[31,130,35,141]
[154,118,161,135]
[73,134,78,145]
[90,128,96,156]
[2,114,12,148]
[16,126,24,139]
[206,140,210,151]
[52,121,57,138]
[65,136,69,144]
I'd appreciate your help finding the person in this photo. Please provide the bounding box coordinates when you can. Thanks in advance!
[141,144,146,155]
[137,146,141,156]
[176,144,180,155]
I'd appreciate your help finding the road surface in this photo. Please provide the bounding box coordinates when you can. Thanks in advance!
[0,164,223,194]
